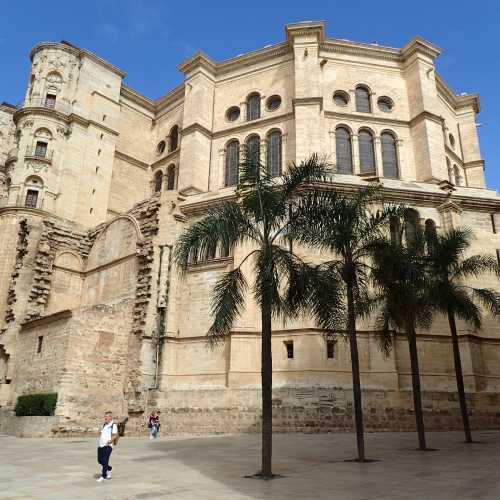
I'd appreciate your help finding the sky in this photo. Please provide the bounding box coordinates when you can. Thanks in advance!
[1,0,499,189]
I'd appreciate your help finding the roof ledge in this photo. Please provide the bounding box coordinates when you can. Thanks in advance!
[401,36,442,61]
[286,21,326,43]
[177,52,217,76]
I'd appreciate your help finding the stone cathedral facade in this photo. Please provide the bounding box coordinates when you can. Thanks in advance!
[0,21,499,436]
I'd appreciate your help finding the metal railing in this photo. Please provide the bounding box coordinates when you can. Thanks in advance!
[25,146,53,161]
[19,98,72,115]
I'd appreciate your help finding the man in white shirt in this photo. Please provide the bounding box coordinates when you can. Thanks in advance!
[96,411,118,482]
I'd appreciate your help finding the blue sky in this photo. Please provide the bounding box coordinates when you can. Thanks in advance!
[1,0,499,189]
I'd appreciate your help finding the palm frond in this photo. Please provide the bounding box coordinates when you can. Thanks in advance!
[453,254,500,280]
[471,288,500,317]
[174,202,256,272]
[207,267,248,346]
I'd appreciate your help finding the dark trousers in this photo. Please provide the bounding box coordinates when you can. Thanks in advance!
[97,446,113,478]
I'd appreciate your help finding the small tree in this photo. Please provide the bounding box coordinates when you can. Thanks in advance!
[426,227,500,442]
[174,153,339,478]
[288,186,398,461]
[370,211,433,450]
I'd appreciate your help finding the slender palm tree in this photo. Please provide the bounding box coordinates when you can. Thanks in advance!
[426,227,500,442]
[287,186,399,461]
[370,213,433,450]
[174,153,341,478]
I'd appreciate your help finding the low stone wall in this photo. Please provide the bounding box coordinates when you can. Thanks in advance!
[2,387,500,437]
[0,412,61,437]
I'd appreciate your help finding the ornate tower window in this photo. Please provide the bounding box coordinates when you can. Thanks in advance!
[166,164,176,190]
[169,125,179,152]
[25,189,39,208]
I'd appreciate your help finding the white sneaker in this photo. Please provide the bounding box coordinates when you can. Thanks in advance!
[107,470,112,478]
[96,476,107,482]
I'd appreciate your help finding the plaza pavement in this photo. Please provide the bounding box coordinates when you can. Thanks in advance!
[0,430,499,499]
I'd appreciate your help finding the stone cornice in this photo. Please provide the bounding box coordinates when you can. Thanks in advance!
[150,149,180,169]
[463,160,485,170]
[213,112,294,139]
[401,36,441,61]
[155,83,185,115]
[325,110,410,128]
[321,39,401,62]
[435,74,480,113]
[21,309,72,331]
[120,85,156,112]
[409,110,444,127]
[178,181,500,218]
[115,150,149,170]
[0,103,16,114]
[286,21,326,43]
[30,42,126,78]
[180,122,212,139]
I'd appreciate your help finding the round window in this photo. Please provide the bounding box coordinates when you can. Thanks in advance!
[266,95,282,111]
[333,91,349,106]
[226,106,240,122]
[377,96,394,113]
[156,140,166,154]
[449,133,455,148]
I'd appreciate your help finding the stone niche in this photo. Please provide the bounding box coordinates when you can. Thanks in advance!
[81,216,139,306]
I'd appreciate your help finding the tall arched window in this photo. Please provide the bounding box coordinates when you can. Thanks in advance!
[246,135,260,165]
[166,165,176,190]
[267,130,282,177]
[381,132,399,179]
[390,217,402,246]
[404,208,420,246]
[358,129,375,174]
[154,171,163,192]
[453,165,463,186]
[424,219,438,252]
[446,158,453,183]
[247,93,261,121]
[169,125,179,152]
[225,140,239,186]
[355,86,371,113]
[335,127,353,174]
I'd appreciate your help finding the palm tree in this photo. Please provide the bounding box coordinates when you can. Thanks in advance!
[174,153,340,478]
[426,227,500,442]
[370,212,434,450]
[288,185,399,461]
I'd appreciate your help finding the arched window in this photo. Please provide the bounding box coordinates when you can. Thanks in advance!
[24,176,43,209]
[166,165,176,190]
[247,93,261,121]
[335,127,353,174]
[446,158,453,183]
[157,141,166,155]
[154,171,163,192]
[453,165,463,186]
[169,125,179,152]
[355,86,371,113]
[267,130,282,177]
[381,132,399,179]
[425,219,438,252]
[404,208,420,246]
[358,129,375,174]
[225,140,239,187]
[246,134,260,165]
[390,216,402,246]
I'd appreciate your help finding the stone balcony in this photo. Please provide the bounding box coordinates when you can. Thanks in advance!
[25,146,53,164]
[14,97,72,120]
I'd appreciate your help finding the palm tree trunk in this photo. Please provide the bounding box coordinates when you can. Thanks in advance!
[447,308,473,443]
[407,326,427,450]
[346,283,366,461]
[260,283,273,477]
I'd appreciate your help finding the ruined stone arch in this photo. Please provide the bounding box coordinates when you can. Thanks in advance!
[53,250,83,272]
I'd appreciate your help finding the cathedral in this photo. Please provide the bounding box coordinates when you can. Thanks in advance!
[0,21,499,436]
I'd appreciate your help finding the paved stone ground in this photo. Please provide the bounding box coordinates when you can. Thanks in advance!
[1,430,499,499]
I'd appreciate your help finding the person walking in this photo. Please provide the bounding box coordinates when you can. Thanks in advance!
[97,411,118,482]
[148,410,161,440]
